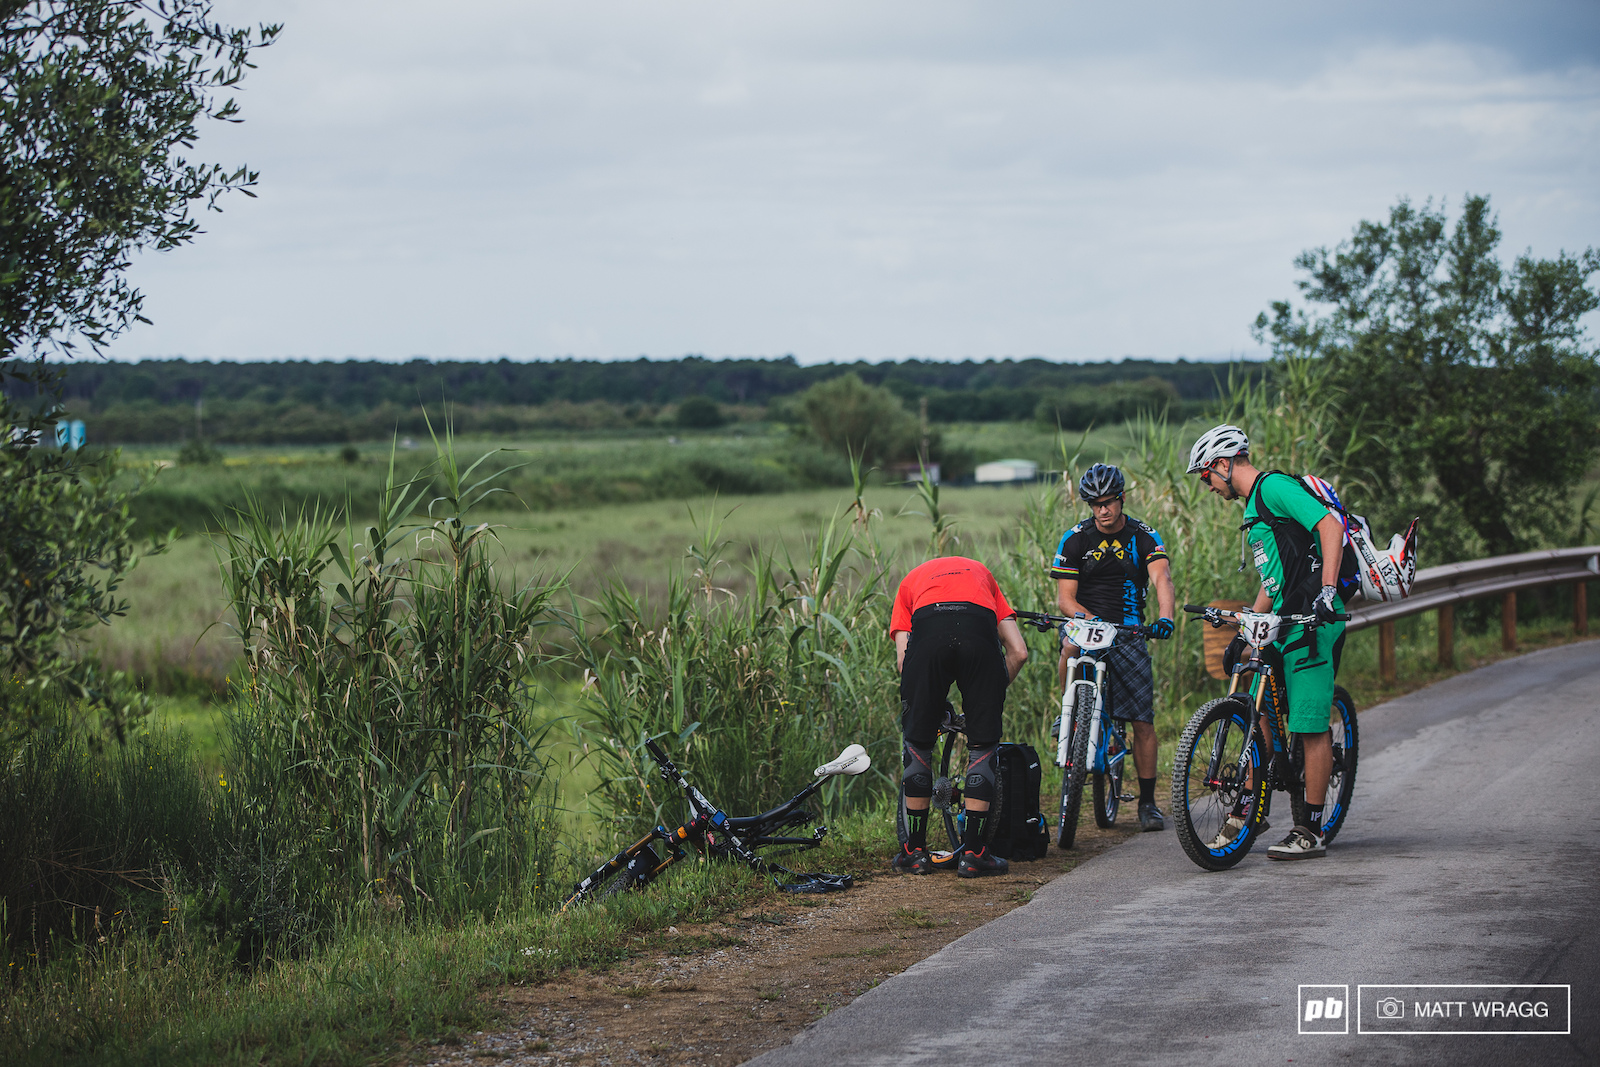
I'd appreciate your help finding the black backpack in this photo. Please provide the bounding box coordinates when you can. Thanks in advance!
[987,743,1050,861]
[1242,471,1363,612]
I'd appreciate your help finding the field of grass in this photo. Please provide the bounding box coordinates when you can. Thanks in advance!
[92,479,1069,682]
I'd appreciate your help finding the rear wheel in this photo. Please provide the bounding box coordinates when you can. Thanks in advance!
[1290,686,1359,843]
[1092,722,1125,828]
[562,842,664,909]
[898,731,965,854]
[1057,683,1094,849]
[1172,696,1266,871]
[935,731,965,852]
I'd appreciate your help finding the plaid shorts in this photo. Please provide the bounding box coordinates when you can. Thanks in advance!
[1099,638,1154,725]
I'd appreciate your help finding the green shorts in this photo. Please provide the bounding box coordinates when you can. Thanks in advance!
[1278,621,1346,734]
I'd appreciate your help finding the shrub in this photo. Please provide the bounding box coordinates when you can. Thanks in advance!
[675,396,726,429]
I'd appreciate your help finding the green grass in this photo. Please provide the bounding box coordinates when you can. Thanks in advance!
[89,480,1055,683]
[144,695,227,766]
[1,805,896,1067]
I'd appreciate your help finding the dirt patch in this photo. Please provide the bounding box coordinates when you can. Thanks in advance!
[406,822,1137,1067]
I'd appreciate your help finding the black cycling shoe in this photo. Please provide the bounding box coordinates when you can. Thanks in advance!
[1137,801,1166,832]
[890,845,932,875]
[956,847,1008,878]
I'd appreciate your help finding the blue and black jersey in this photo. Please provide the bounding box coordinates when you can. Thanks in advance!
[1049,517,1168,626]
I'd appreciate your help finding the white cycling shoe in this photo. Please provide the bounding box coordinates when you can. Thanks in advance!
[1266,825,1326,860]
[1205,815,1250,850]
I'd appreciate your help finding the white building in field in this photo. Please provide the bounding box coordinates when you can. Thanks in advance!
[974,458,1038,484]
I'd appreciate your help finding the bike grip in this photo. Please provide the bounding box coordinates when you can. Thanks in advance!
[1183,604,1206,614]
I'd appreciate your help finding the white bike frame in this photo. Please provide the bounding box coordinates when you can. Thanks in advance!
[1055,619,1118,770]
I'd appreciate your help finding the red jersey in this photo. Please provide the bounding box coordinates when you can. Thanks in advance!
[889,556,1015,634]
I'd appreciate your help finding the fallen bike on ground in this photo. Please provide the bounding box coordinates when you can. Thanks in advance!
[1171,603,1358,871]
[561,738,870,909]
[1015,610,1149,848]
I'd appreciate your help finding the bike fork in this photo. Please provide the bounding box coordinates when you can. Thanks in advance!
[1085,658,1107,772]
[1055,676,1076,768]
[1057,654,1104,770]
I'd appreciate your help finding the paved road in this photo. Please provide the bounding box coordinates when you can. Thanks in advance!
[749,640,1600,1067]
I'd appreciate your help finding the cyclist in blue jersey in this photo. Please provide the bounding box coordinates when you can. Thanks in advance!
[1051,464,1177,832]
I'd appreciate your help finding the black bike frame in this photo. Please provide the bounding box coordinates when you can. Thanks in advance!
[1191,606,1345,814]
[564,739,833,903]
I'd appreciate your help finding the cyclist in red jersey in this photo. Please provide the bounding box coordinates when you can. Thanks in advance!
[889,556,1029,877]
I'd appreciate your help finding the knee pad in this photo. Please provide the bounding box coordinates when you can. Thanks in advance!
[901,740,934,798]
[964,744,998,803]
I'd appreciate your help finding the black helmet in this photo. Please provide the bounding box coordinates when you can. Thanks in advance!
[1078,463,1125,502]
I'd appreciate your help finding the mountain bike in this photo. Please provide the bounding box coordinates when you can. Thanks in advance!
[1015,610,1150,849]
[1171,604,1358,871]
[561,738,870,910]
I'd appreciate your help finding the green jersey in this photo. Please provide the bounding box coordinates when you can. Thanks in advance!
[1242,472,1335,613]
[1243,471,1347,732]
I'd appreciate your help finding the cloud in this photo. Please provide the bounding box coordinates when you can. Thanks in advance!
[106,2,1600,364]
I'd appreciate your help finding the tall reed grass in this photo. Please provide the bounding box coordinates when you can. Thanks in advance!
[217,431,564,922]
[566,508,900,848]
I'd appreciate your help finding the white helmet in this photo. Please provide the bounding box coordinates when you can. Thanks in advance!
[1352,518,1419,603]
[1187,424,1250,474]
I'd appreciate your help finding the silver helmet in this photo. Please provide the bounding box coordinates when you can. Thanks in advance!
[1187,424,1250,474]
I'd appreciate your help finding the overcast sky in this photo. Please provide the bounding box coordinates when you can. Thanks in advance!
[101,0,1600,366]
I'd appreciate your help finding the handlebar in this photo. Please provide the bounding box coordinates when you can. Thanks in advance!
[1182,604,1351,626]
[1013,609,1152,637]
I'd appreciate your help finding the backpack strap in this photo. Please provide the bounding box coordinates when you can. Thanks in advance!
[1241,471,1326,614]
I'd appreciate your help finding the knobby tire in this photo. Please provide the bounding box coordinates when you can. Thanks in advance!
[1172,696,1266,871]
[1057,683,1093,849]
[1289,685,1359,843]
[1092,723,1125,829]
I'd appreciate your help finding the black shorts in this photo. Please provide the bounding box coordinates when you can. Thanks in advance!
[900,604,1008,748]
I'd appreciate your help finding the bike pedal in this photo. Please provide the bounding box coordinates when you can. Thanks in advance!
[1118,793,1136,802]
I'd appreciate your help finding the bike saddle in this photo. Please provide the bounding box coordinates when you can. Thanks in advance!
[814,743,871,777]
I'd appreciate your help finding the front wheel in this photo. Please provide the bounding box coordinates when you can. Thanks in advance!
[1057,684,1093,849]
[1172,696,1266,871]
[1291,686,1359,843]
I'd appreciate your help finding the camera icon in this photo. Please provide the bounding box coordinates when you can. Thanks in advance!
[1375,997,1406,1020]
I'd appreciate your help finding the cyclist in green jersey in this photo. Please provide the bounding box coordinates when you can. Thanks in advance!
[1188,424,1346,860]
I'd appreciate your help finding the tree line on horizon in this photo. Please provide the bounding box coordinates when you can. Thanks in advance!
[6,354,1254,443]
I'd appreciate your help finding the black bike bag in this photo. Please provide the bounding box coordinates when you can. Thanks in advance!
[987,743,1050,861]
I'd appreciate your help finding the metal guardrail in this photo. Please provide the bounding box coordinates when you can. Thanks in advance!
[1346,546,1600,631]
[1343,545,1599,681]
